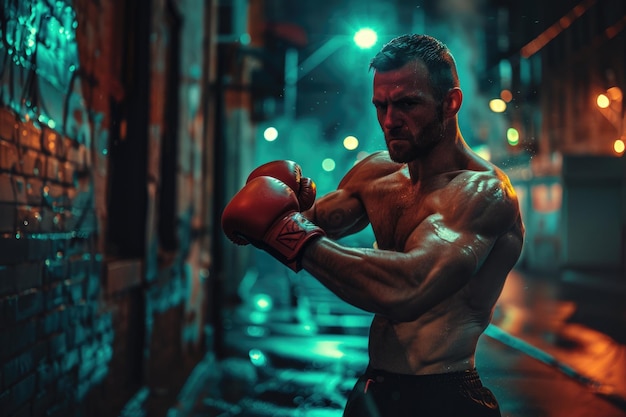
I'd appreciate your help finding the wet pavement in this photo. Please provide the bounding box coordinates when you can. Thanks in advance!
[166,268,626,417]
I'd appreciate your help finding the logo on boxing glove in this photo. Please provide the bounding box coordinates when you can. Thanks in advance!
[275,215,321,250]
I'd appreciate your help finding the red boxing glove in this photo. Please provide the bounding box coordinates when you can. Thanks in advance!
[247,160,317,210]
[221,176,325,272]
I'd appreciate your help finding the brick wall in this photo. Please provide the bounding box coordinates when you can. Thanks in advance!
[0,0,216,416]
[0,108,114,416]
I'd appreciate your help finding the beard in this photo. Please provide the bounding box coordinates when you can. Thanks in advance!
[386,118,445,163]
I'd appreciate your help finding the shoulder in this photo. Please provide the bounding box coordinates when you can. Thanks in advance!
[338,151,403,188]
[441,169,520,235]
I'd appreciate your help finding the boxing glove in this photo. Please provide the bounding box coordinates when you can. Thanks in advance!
[221,176,325,272]
[246,160,317,210]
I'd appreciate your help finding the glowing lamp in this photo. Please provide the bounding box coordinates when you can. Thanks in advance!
[353,28,377,49]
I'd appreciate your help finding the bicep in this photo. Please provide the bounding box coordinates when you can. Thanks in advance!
[403,216,490,299]
[306,189,368,238]
[403,182,519,297]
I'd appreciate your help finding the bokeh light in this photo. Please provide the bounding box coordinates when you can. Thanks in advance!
[322,158,336,172]
[507,127,520,146]
[607,86,623,101]
[263,126,278,142]
[252,293,273,311]
[343,135,359,150]
[249,349,268,366]
[596,94,610,109]
[489,98,507,113]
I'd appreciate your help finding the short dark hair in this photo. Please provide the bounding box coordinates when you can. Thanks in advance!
[370,34,460,102]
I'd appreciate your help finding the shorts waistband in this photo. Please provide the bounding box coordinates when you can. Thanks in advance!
[363,367,483,390]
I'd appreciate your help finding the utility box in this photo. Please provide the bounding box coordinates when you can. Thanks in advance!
[560,155,625,276]
[560,155,626,343]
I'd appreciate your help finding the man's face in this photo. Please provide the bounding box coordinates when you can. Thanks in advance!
[372,60,444,163]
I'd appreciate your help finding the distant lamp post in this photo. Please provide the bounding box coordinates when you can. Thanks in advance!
[284,28,379,120]
[353,28,378,49]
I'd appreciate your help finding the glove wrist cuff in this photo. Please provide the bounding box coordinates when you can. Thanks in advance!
[264,212,325,272]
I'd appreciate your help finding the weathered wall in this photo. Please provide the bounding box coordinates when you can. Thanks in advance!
[0,0,217,415]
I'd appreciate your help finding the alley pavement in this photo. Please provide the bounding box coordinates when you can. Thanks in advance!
[166,268,626,417]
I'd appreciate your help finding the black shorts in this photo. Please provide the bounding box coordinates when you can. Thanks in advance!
[343,368,501,417]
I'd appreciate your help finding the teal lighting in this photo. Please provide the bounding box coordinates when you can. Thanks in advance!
[322,158,336,172]
[353,28,378,49]
[249,349,268,367]
[252,293,273,312]
[311,341,345,359]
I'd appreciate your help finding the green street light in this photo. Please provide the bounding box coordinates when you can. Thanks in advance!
[353,28,378,49]
[284,27,378,119]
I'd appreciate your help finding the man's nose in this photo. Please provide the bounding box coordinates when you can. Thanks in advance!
[383,107,401,130]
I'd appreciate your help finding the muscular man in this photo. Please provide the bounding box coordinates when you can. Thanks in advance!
[222,34,524,417]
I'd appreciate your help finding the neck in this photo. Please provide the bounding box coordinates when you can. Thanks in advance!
[406,128,468,182]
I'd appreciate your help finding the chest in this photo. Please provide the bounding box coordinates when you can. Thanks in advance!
[361,176,437,251]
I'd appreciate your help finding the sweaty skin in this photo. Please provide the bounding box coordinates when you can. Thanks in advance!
[301,60,524,376]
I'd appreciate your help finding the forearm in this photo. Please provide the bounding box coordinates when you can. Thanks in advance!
[301,237,427,320]
[303,201,369,240]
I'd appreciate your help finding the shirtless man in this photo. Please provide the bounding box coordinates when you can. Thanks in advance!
[222,34,524,416]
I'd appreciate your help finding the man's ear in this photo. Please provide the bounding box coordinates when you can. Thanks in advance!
[442,87,462,117]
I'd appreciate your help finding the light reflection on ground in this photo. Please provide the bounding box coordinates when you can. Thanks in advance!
[494,270,626,403]
[167,268,626,417]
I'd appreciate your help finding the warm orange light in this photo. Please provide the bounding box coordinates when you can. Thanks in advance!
[614,139,625,155]
[596,94,610,109]
[500,89,513,102]
[606,86,623,101]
